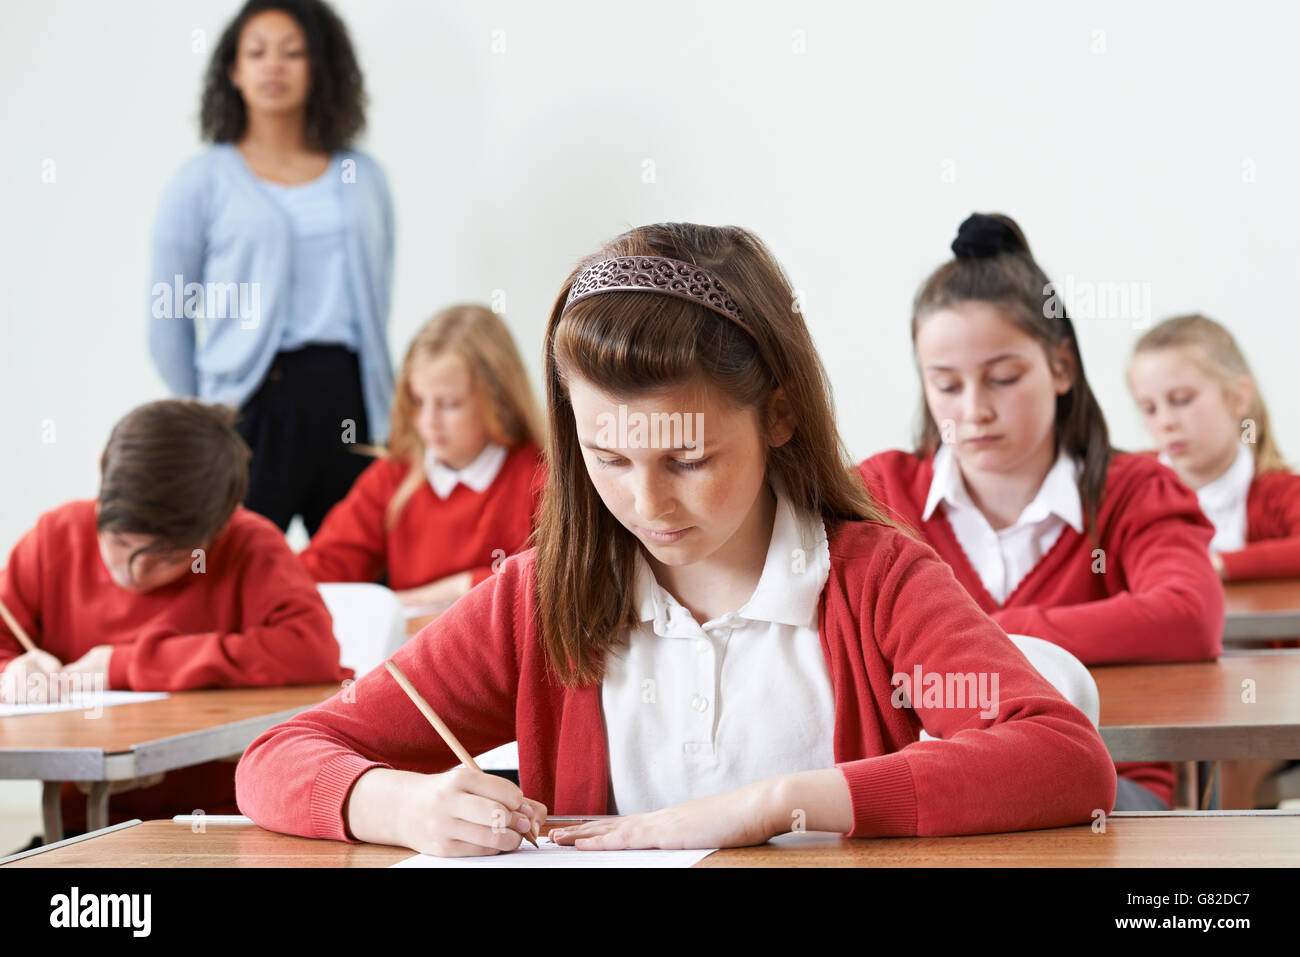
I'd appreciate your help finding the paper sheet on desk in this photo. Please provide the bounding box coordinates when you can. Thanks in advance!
[390,833,716,868]
[0,690,169,717]
[402,600,455,619]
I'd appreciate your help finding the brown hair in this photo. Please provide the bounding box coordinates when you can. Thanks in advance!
[384,305,544,528]
[97,399,251,569]
[1131,313,1287,474]
[536,223,894,687]
[911,212,1113,542]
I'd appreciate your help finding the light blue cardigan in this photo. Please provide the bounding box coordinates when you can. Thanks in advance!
[148,143,395,441]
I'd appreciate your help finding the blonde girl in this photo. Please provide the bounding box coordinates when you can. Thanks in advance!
[299,305,546,607]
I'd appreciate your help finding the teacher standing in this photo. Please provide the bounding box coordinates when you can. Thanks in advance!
[149,0,394,535]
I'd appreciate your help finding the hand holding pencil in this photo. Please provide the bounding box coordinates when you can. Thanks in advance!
[384,660,544,851]
[0,593,66,704]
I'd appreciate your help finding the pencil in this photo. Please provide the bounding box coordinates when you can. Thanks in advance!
[383,660,539,848]
[0,594,38,654]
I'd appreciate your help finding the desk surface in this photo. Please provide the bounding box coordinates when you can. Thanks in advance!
[5,638,1295,781]
[1223,580,1300,640]
[1092,652,1300,761]
[0,684,340,781]
[5,813,1300,868]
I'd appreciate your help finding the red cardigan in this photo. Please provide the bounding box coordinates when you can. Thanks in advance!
[1134,448,1300,580]
[0,500,350,689]
[236,520,1117,842]
[858,449,1225,808]
[298,443,546,590]
[1223,470,1300,580]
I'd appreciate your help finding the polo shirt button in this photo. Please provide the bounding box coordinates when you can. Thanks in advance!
[695,640,709,654]
[690,694,709,713]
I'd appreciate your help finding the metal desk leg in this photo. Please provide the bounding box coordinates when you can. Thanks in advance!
[41,781,64,845]
[1180,761,1198,809]
[86,781,110,832]
[1197,761,1221,810]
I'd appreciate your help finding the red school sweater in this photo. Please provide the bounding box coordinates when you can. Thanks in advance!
[1222,470,1300,581]
[858,449,1226,808]
[298,442,546,591]
[0,501,352,831]
[236,520,1118,842]
[0,501,350,688]
[1130,450,1300,582]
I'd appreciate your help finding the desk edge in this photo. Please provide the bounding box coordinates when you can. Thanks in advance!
[0,818,142,866]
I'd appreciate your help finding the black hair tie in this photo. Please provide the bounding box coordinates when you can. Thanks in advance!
[951,213,1022,259]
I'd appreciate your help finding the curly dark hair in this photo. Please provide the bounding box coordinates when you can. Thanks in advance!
[200,0,366,152]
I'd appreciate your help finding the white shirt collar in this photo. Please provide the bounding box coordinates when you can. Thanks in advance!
[425,442,508,499]
[633,481,830,633]
[923,442,1084,534]
[1160,442,1254,513]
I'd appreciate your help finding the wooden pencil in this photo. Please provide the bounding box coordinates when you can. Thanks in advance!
[0,594,38,654]
[384,660,540,848]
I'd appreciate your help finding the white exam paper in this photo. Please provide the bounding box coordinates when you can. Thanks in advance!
[0,690,169,718]
[390,833,716,868]
[402,600,455,620]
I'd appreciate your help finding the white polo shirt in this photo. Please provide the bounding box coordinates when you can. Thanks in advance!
[923,442,1084,604]
[600,484,836,814]
[1160,443,1253,553]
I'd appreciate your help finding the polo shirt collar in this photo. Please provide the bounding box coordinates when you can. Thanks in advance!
[425,442,508,499]
[1161,442,1254,512]
[923,441,1084,534]
[634,480,830,634]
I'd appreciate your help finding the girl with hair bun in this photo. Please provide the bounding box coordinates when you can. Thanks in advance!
[236,222,1115,857]
[860,213,1224,811]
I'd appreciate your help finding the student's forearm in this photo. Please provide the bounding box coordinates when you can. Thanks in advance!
[1221,538,1300,581]
[344,767,420,847]
[762,768,855,836]
[399,571,474,605]
[111,621,341,690]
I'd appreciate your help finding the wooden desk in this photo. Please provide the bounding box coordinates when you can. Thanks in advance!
[5,812,1299,868]
[1092,652,1300,761]
[0,684,340,843]
[1223,580,1300,643]
[405,613,436,636]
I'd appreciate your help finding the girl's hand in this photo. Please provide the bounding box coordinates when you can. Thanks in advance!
[395,571,474,608]
[58,645,114,690]
[549,780,780,851]
[0,648,65,704]
[389,767,547,857]
[1210,552,1226,579]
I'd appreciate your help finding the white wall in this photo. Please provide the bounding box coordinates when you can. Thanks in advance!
[3,0,1298,553]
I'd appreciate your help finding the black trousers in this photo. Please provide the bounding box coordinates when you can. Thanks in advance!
[235,345,373,536]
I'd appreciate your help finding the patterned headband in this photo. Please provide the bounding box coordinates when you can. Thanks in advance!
[561,255,755,338]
